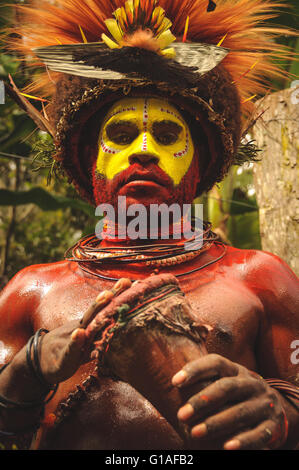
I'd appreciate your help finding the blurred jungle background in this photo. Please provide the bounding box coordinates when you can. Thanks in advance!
[0,0,298,288]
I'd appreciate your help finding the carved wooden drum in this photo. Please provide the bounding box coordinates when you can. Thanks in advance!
[86,273,210,445]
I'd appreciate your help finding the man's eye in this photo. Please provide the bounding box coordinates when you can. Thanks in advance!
[106,123,139,145]
[113,133,135,145]
[156,133,179,145]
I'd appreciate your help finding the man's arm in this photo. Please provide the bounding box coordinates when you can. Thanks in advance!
[0,267,50,442]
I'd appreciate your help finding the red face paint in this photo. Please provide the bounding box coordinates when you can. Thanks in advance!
[92,149,200,211]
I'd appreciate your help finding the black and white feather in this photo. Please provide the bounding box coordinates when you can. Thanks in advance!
[33,42,229,86]
[33,43,126,80]
[172,43,228,75]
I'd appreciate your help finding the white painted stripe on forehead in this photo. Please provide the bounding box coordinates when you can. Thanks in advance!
[141,99,149,152]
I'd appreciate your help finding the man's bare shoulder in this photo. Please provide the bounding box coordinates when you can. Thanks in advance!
[1,260,75,297]
[0,261,77,356]
[220,245,298,282]
[222,245,299,319]
[0,260,78,327]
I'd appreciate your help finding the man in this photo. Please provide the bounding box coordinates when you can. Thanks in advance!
[0,0,298,450]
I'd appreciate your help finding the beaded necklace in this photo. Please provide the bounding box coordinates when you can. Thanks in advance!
[65,220,227,281]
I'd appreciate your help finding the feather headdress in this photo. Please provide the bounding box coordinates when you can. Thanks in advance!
[6,0,295,116]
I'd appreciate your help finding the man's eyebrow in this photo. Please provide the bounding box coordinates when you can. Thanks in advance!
[152,120,183,130]
[106,120,139,130]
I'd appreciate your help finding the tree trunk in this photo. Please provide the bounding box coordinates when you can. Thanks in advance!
[252,87,299,275]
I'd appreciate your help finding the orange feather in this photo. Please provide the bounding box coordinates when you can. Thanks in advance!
[122,29,160,51]
[4,0,297,119]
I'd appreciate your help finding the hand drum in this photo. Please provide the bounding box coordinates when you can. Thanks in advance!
[87,274,211,445]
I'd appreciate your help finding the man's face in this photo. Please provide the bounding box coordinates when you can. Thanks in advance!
[92,97,199,208]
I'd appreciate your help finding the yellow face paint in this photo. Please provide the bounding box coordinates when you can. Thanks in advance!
[96,97,195,186]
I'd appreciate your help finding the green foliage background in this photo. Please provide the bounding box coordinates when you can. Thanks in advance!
[0,0,298,288]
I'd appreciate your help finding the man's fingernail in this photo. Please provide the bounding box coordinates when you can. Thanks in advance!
[95,290,107,300]
[177,404,194,421]
[172,370,187,386]
[224,439,241,450]
[191,423,207,438]
[71,329,83,341]
[71,329,79,340]
[96,291,115,307]
[111,278,132,295]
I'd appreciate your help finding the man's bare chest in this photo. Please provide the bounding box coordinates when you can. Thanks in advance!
[34,266,261,369]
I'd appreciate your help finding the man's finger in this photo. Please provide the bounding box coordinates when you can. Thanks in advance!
[79,290,114,328]
[80,278,132,328]
[70,328,87,346]
[223,419,282,450]
[172,354,239,388]
[190,397,271,441]
[177,376,264,423]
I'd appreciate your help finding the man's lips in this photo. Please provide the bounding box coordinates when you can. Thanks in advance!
[121,172,166,189]
[126,172,165,185]
[123,180,163,189]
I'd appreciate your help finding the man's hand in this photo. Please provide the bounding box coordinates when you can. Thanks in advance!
[38,278,132,384]
[172,354,288,450]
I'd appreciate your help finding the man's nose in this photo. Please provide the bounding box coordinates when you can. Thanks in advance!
[129,153,159,165]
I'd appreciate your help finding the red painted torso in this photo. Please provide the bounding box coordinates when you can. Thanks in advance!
[0,244,298,449]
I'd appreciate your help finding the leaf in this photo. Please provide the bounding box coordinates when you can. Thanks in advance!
[229,190,258,215]
[0,54,20,75]
[0,114,36,152]
[0,187,96,219]
[227,212,261,250]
